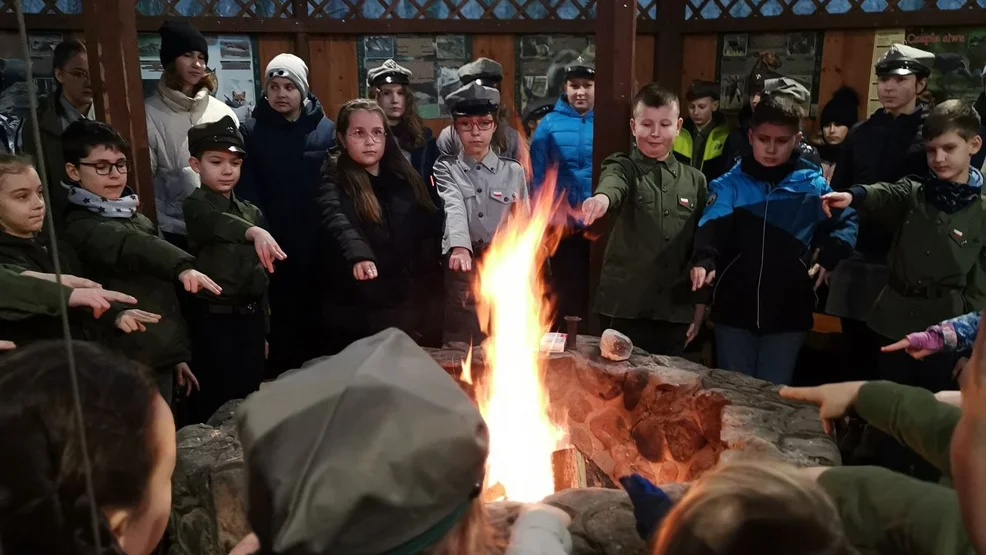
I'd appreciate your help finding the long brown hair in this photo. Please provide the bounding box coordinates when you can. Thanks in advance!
[369,84,428,151]
[326,99,436,225]
[163,61,218,95]
[422,499,507,555]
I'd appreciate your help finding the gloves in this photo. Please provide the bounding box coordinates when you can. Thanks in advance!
[619,474,675,541]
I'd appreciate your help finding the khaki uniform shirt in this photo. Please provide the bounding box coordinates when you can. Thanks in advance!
[434,149,529,254]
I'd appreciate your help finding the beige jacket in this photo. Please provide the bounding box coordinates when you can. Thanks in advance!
[145,78,238,235]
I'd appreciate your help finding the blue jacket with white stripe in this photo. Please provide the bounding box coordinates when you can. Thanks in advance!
[692,155,858,333]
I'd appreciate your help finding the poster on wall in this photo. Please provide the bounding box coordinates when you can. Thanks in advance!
[515,35,594,117]
[905,27,986,106]
[357,35,472,119]
[138,33,259,122]
[716,32,824,117]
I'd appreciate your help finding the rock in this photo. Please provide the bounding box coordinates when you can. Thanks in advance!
[631,416,665,462]
[665,418,707,462]
[588,408,631,449]
[600,329,633,361]
[545,488,648,555]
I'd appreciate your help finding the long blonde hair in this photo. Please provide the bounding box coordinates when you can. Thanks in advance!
[422,499,507,555]
[653,460,856,555]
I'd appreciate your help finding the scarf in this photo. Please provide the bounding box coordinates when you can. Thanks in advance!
[740,152,799,185]
[63,182,139,218]
[923,167,983,214]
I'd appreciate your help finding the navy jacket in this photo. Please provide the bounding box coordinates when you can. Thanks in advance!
[693,155,858,333]
[238,95,336,273]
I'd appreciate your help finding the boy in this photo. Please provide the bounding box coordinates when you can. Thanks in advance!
[823,99,985,392]
[183,116,285,422]
[690,92,858,385]
[60,120,221,405]
[0,153,159,347]
[582,83,708,356]
[672,80,730,181]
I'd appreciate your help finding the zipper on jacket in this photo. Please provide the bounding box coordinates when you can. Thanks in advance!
[756,190,773,330]
[712,254,742,304]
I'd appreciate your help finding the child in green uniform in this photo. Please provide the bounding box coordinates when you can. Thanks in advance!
[0,154,159,347]
[60,120,221,405]
[183,116,285,422]
[823,99,986,392]
[582,83,708,356]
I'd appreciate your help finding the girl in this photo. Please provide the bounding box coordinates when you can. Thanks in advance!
[145,21,238,249]
[0,341,176,555]
[367,59,441,185]
[316,99,443,353]
[237,53,335,375]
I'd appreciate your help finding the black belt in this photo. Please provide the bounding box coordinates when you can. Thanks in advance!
[888,275,950,299]
[204,301,260,315]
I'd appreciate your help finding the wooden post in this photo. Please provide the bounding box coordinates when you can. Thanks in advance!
[291,0,310,65]
[589,0,636,334]
[83,0,155,221]
[655,0,686,95]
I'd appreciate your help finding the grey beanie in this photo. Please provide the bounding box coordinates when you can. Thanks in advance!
[265,53,310,99]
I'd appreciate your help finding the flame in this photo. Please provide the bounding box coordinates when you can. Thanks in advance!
[461,344,473,385]
[474,167,567,503]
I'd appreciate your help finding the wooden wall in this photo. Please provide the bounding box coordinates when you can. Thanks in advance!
[255,33,658,134]
[678,32,877,135]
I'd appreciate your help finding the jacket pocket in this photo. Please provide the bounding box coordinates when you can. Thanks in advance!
[489,187,519,204]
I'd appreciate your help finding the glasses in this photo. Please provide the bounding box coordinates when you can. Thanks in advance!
[78,160,131,175]
[346,128,386,143]
[456,120,495,132]
[66,69,90,81]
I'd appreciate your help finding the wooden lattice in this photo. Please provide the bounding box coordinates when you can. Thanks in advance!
[4,0,82,14]
[134,0,294,17]
[686,0,986,20]
[308,0,604,20]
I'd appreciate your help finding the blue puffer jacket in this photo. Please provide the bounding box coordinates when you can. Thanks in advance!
[692,156,858,333]
[530,97,594,208]
[238,95,335,273]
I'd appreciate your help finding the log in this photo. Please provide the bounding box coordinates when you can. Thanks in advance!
[552,446,588,491]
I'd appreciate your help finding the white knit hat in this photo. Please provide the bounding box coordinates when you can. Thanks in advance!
[265,53,310,99]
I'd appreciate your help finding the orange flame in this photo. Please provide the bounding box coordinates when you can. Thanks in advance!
[461,344,473,385]
[473,167,567,503]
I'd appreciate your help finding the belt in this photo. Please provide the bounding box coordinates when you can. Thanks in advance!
[887,275,950,299]
[205,301,261,315]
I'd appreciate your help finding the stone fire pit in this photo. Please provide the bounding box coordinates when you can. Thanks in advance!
[168,336,838,555]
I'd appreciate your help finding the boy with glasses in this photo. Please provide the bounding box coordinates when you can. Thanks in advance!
[434,81,528,344]
[60,120,221,406]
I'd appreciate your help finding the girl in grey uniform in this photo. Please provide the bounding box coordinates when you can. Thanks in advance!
[434,81,529,344]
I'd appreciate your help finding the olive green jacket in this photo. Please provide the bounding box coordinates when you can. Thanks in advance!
[63,204,196,371]
[594,149,708,323]
[183,187,268,303]
[854,177,986,339]
[0,264,72,318]
[819,381,972,555]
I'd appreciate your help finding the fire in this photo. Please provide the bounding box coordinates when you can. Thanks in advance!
[474,169,567,503]
[461,346,473,385]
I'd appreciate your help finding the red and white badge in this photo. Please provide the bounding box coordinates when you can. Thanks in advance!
[493,191,503,199]
[679,197,690,207]
[953,229,965,240]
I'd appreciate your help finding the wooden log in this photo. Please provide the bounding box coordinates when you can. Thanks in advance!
[552,446,588,491]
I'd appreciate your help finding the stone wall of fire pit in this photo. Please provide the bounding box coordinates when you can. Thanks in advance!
[429,335,839,487]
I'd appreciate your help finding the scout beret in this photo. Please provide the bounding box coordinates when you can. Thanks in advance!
[875,44,934,79]
[445,80,501,117]
[457,57,503,87]
[237,328,488,555]
[367,59,412,87]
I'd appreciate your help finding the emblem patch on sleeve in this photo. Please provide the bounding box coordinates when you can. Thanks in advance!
[706,193,717,207]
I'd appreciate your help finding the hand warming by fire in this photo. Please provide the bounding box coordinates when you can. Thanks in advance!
[469,168,570,503]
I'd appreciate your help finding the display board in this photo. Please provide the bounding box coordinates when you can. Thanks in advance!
[716,32,824,117]
[138,34,259,122]
[514,35,594,116]
[357,35,472,119]
[906,27,986,105]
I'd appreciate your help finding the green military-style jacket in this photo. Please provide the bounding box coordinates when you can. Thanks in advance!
[0,263,71,318]
[594,148,708,323]
[853,176,986,340]
[63,204,196,371]
[183,187,268,303]
[818,381,973,555]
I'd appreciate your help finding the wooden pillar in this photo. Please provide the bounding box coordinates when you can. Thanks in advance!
[655,0,685,94]
[589,0,636,333]
[83,0,155,221]
[291,0,310,65]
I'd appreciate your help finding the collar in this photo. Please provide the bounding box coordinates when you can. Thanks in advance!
[631,147,679,178]
[0,230,38,248]
[199,185,243,212]
[741,152,802,186]
[58,94,94,124]
[456,148,499,173]
[156,78,211,113]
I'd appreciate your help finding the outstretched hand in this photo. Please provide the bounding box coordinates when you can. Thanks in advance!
[246,226,287,273]
[881,337,935,360]
[820,192,852,218]
[780,382,865,434]
[689,267,715,292]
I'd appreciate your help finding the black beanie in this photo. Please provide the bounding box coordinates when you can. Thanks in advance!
[820,86,860,128]
[159,21,208,68]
